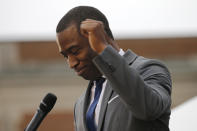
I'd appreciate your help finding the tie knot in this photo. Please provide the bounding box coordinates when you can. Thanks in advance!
[95,77,105,87]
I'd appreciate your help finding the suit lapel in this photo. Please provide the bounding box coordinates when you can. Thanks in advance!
[97,82,113,131]
[82,81,93,131]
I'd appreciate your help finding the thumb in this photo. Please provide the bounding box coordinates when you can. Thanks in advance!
[80,27,89,38]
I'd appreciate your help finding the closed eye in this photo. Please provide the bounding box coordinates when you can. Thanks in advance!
[71,48,80,55]
[60,45,81,58]
[60,51,68,58]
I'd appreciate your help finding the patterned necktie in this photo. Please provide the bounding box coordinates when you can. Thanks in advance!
[86,77,105,131]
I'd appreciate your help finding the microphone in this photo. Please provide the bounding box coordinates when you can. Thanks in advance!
[24,93,57,131]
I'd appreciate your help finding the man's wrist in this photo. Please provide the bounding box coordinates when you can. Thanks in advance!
[95,43,107,54]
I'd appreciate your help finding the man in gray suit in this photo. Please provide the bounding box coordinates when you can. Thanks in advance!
[56,6,172,131]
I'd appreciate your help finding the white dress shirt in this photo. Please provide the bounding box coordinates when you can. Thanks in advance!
[88,48,125,127]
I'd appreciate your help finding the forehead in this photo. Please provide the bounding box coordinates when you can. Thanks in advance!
[56,24,80,52]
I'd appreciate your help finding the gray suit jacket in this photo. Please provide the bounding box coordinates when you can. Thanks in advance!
[74,46,172,131]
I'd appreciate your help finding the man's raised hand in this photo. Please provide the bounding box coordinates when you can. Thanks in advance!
[80,19,108,54]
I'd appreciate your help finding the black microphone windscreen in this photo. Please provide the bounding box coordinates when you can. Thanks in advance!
[39,93,57,113]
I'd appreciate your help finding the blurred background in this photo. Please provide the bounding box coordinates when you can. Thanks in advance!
[0,0,197,131]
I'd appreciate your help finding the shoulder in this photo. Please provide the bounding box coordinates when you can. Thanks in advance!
[132,56,171,79]
[75,91,86,108]
[75,81,93,107]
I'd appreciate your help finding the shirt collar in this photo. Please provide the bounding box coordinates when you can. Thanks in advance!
[119,48,125,56]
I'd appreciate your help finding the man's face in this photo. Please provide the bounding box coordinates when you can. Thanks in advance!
[56,24,102,80]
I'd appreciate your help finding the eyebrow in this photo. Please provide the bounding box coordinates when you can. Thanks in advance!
[60,45,79,56]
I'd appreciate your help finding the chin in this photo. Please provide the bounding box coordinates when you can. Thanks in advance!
[81,73,102,81]
[81,75,94,80]
[79,68,102,80]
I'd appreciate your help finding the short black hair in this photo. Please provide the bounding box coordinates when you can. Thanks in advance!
[56,6,114,40]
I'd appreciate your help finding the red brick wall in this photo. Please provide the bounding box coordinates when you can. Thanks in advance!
[117,37,197,58]
[18,37,197,62]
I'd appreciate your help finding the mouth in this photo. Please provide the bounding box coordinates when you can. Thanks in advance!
[76,66,88,76]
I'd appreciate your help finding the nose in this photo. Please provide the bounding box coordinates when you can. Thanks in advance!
[67,55,79,69]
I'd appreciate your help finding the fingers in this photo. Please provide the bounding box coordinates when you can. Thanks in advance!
[80,19,108,53]
[81,19,103,25]
[80,19,104,37]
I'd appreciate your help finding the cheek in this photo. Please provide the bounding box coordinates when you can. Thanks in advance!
[78,48,97,61]
[87,48,98,59]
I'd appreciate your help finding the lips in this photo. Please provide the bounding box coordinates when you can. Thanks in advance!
[75,66,87,75]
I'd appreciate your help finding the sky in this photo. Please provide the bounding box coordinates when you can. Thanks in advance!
[0,0,197,41]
